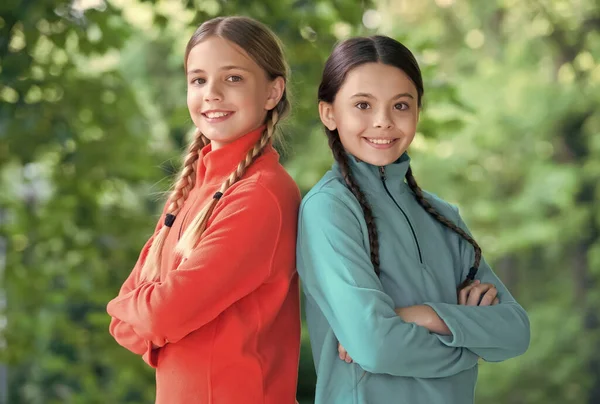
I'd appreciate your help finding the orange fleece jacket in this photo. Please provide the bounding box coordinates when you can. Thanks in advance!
[107,126,302,404]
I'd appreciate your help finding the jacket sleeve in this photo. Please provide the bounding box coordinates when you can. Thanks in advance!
[424,208,530,362]
[297,192,479,378]
[108,236,151,355]
[107,204,169,366]
[106,183,281,346]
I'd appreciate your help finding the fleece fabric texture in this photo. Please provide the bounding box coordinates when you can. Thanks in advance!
[108,126,302,404]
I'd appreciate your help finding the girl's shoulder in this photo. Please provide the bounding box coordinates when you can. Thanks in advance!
[419,188,461,226]
[300,169,363,220]
[228,151,301,210]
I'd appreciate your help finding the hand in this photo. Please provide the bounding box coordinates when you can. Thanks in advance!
[395,305,451,335]
[338,343,353,363]
[458,280,499,306]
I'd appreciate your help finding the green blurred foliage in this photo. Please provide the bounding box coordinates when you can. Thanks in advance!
[0,0,599,403]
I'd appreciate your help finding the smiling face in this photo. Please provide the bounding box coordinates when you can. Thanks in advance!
[319,62,420,166]
[186,36,284,150]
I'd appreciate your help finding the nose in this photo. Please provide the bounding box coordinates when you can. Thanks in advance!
[204,80,223,102]
[373,109,393,129]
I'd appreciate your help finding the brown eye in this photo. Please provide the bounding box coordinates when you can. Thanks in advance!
[355,102,370,110]
[394,102,409,110]
[227,75,243,82]
[191,78,205,85]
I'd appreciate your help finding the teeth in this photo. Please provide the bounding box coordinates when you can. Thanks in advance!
[367,138,394,145]
[205,111,230,118]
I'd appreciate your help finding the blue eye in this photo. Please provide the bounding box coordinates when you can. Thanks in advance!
[355,102,370,110]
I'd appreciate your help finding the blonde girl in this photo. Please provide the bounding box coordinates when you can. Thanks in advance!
[107,16,301,404]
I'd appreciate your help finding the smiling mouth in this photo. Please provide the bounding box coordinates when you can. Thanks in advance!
[202,111,233,119]
[365,138,397,145]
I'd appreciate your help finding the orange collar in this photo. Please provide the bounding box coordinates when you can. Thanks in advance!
[195,125,267,187]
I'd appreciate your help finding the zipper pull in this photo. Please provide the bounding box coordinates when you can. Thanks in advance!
[379,166,386,181]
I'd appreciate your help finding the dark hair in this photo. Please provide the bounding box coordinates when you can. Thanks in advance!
[318,36,481,289]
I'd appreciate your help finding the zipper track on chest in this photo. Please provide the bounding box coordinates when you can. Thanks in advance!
[379,166,423,264]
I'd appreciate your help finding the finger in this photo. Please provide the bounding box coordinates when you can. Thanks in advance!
[458,280,479,305]
[458,285,470,305]
[479,287,498,306]
[474,283,497,306]
[465,284,485,306]
[467,283,494,306]
[492,297,500,305]
[338,343,353,363]
[338,343,348,361]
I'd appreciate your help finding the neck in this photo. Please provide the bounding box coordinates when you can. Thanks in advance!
[209,123,268,151]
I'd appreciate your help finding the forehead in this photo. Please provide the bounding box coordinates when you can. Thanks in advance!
[186,36,258,72]
[338,62,417,98]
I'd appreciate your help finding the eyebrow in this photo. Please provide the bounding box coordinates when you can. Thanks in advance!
[186,65,252,75]
[351,92,415,100]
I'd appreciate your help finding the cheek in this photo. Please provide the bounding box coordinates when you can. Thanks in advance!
[399,117,416,129]
[187,88,202,111]
[246,85,269,109]
[336,109,369,136]
[240,89,270,117]
[337,116,369,152]
[393,111,418,132]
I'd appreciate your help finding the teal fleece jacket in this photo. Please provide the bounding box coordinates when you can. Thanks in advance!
[297,152,530,404]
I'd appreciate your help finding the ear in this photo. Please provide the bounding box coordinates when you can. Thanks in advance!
[318,101,337,131]
[264,76,285,111]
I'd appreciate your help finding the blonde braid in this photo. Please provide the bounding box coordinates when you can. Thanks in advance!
[176,111,280,260]
[139,130,208,281]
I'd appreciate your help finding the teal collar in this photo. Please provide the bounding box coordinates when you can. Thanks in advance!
[333,152,412,195]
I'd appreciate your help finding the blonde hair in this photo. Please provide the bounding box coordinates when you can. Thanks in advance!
[139,16,290,281]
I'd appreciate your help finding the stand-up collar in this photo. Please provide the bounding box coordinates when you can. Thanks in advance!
[334,152,412,194]
[195,125,267,186]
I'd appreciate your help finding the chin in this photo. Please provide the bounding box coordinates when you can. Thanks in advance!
[359,151,403,167]
[199,126,231,140]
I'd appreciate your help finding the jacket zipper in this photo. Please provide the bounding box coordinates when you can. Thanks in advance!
[379,166,423,264]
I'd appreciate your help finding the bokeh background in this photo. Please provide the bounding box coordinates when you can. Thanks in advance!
[1,0,599,403]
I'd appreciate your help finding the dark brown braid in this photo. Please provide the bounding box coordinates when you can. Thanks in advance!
[327,129,381,276]
[405,166,482,290]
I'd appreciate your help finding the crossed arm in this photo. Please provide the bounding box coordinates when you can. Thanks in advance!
[299,192,530,375]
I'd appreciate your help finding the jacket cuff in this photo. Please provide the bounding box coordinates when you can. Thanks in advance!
[423,302,465,347]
